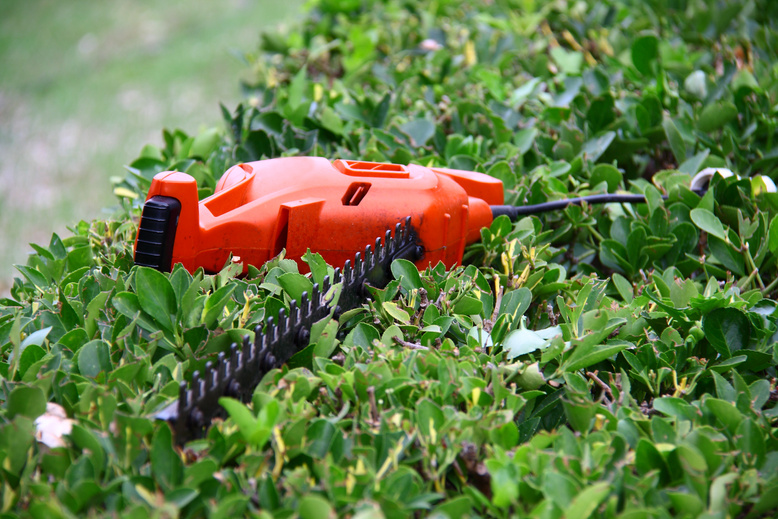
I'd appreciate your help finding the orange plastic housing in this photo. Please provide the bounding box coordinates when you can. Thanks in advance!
[138,157,504,273]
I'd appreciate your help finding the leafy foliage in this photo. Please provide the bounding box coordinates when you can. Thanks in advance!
[2,0,778,517]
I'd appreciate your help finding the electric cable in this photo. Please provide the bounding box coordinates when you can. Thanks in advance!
[490,190,706,221]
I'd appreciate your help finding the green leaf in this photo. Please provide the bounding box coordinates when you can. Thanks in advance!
[416,398,445,440]
[690,208,726,240]
[653,397,700,421]
[631,34,659,75]
[736,418,766,468]
[768,214,778,254]
[514,127,537,154]
[58,328,90,352]
[276,272,314,303]
[542,472,579,510]
[151,423,184,490]
[662,118,686,164]
[562,395,596,434]
[288,68,307,109]
[189,127,221,158]
[705,398,744,434]
[550,47,583,75]
[382,301,411,324]
[580,131,615,162]
[611,274,633,303]
[6,386,46,419]
[319,105,345,136]
[298,494,335,519]
[586,95,616,134]
[21,326,52,348]
[488,161,517,190]
[399,119,435,147]
[344,322,379,350]
[15,265,50,291]
[391,259,423,291]
[502,326,560,359]
[490,422,519,449]
[305,419,337,459]
[563,483,610,518]
[19,345,46,378]
[77,340,112,378]
[166,488,199,508]
[453,295,482,315]
[381,324,403,346]
[698,101,738,133]
[702,308,751,358]
[113,291,159,332]
[85,290,109,338]
[513,362,546,390]
[302,250,329,286]
[563,341,630,372]
[220,397,276,449]
[135,267,178,332]
[678,148,710,176]
[169,265,192,303]
[313,319,339,358]
[201,284,237,329]
[635,438,670,483]
[499,288,532,323]
[590,164,622,192]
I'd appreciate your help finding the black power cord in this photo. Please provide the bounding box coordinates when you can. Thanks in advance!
[491,190,706,221]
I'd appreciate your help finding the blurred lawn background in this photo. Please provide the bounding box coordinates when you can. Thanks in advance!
[0,0,301,293]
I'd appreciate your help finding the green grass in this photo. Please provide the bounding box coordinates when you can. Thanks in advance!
[0,0,301,292]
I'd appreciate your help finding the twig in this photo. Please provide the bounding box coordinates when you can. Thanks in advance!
[393,337,429,350]
[367,386,379,424]
[587,371,614,402]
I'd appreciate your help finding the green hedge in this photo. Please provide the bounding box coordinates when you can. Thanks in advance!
[2,0,778,517]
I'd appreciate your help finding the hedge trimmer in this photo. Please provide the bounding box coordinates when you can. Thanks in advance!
[135,157,716,442]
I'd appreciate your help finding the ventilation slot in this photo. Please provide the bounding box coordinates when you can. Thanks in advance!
[342,182,371,206]
[333,159,410,178]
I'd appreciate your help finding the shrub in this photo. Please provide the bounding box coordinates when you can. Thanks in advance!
[2,0,778,517]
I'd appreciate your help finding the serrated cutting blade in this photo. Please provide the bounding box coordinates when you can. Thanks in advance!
[156,216,421,443]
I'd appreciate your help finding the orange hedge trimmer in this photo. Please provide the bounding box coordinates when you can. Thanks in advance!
[134,157,683,442]
[134,156,657,274]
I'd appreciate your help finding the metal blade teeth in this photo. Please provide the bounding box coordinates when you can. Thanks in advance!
[211,362,220,390]
[266,316,275,343]
[374,237,382,265]
[381,231,390,260]
[365,244,373,271]
[179,381,188,406]
[191,371,201,400]
[354,252,363,279]
[203,363,211,391]
[218,352,227,386]
[300,291,310,314]
[277,308,287,335]
[257,333,269,365]
[243,335,252,363]
[252,330,262,365]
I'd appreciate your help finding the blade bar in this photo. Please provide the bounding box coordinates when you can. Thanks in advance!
[157,217,421,443]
